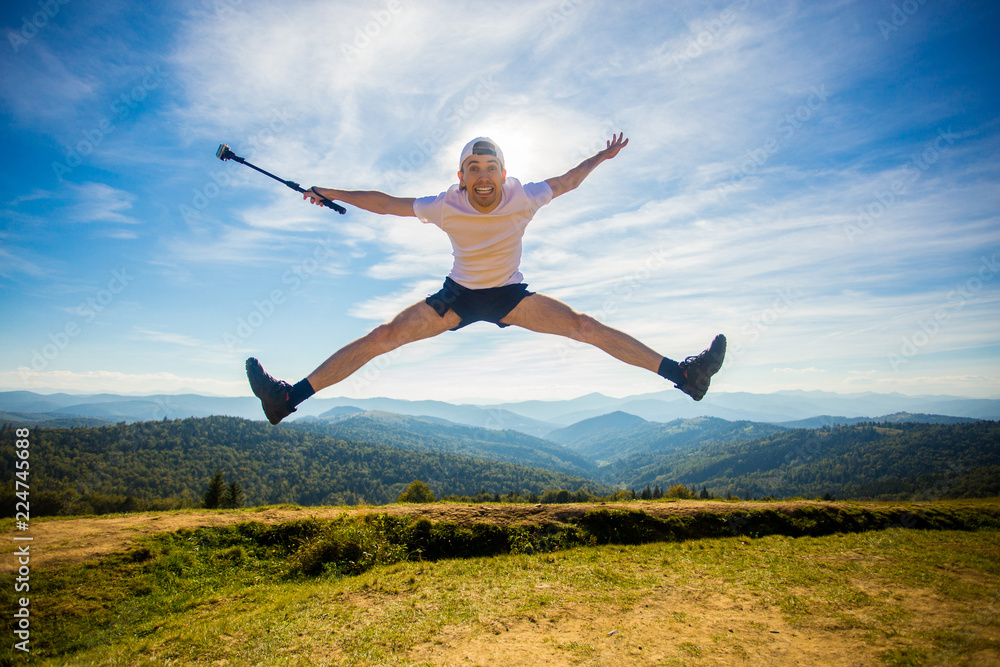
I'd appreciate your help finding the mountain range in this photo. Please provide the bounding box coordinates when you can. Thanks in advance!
[3,388,998,509]
[2,389,998,433]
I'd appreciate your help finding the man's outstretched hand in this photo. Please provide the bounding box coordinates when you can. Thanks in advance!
[545,132,630,198]
[599,132,629,161]
[303,187,328,206]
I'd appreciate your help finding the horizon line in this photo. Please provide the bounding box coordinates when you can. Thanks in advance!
[3,387,998,403]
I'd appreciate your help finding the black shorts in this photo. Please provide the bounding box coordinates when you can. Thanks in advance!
[425,277,534,330]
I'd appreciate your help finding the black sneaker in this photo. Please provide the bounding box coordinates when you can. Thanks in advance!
[246,357,295,424]
[677,334,727,401]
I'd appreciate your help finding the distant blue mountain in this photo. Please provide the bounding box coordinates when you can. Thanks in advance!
[546,411,650,447]
[493,390,1000,425]
[4,388,997,503]
[1,389,997,430]
[773,412,982,429]
[556,416,788,465]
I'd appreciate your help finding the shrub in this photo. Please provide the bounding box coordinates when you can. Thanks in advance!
[398,480,436,503]
[581,509,673,545]
[289,518,406,577]
[666,484,695,500]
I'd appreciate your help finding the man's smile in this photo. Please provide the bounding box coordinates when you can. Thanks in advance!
[459,153,506,212]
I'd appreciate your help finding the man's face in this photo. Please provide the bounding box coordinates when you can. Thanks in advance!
[458,155,506,213]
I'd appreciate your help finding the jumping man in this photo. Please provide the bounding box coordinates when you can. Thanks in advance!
[247,134,726,424]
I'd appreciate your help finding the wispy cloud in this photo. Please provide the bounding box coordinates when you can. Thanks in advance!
[0,246,47,279]
[1,0,997,400]
[0,40,98,129]
[8,189,56,206]
[130,327,205,348]
[67,182,139,226]
[5,368,246,396]
[773,367,826,375]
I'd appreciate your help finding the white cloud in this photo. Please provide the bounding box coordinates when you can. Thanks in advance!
[8,189,56,206]
[347,279,443,322]
[129,327,206,348]
[0,41,98,129]
[773,367,826,374]
[5,368,246,396]
[68,182,139,225]
[0,246,47,278]
[3,0,998,401]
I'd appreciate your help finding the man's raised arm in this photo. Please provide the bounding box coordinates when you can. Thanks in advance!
[305,187,416,217]
[545,132,629,199]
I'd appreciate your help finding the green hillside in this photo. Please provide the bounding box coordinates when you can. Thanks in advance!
[4,415,998,517]
[608,421,1000,500]
[4,501,999,665]
[569,415,786,463]
[0,418,609,515]
[287,411,596,477]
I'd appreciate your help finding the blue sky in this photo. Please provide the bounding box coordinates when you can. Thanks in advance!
[1,0,998,403]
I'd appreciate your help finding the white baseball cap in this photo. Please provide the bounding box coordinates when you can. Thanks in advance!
[459,137,504,171]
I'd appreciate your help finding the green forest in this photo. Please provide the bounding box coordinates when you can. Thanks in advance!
[0,418,609,516]
[2,416,998,517]
[607,421,1000,500]
[287,412,597,477]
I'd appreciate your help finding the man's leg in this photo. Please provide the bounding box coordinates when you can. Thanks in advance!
[499,293,662,372]
[307,301,461,391]
[499,293,725,400]
[248,301,460,423]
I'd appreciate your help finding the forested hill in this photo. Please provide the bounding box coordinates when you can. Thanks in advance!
[4,415,997,517]
[552,415,786,463]
[0,418,609,516]
[286,411,596,478]
[606,421,1000,500]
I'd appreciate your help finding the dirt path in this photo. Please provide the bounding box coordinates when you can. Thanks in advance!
[1,500,841,572]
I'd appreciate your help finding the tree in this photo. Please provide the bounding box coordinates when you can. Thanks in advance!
[700,485,711,499]
[398,479,436,503]
[666,484,694,499]
[222,481,246,509]
[203,471,225,509]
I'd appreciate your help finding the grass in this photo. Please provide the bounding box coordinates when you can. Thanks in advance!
[3,502,1000,665]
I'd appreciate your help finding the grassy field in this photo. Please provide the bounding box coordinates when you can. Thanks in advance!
[3,500,1000,666]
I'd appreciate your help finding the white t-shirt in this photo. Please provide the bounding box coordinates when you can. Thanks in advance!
[413,178,553,289]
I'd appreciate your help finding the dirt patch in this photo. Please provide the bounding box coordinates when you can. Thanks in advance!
[2,505,340,572]
[408,582,880,666]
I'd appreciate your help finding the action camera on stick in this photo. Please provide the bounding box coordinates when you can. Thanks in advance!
[214,143,346,214]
